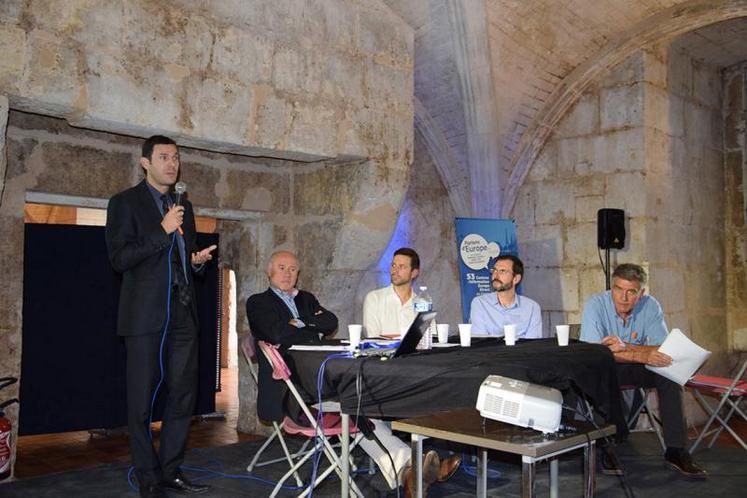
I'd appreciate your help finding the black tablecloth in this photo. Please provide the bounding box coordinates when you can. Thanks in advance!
[287,338,626,437]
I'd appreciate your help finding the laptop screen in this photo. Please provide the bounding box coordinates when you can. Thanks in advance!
[393,311,437,357]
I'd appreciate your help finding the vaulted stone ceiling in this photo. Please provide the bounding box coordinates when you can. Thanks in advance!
[383,0,747,218]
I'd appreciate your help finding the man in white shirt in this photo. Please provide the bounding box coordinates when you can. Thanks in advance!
[363,247,420,337]
[359,247,460,497]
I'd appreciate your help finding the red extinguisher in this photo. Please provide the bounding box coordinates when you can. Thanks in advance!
[0,377,19,482]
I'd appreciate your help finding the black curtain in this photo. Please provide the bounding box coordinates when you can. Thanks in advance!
[19,224,219,435]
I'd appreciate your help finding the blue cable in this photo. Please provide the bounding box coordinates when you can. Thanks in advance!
[127,232,177,492]
[308,352,354,497]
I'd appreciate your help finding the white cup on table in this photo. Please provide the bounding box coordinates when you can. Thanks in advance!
[504,324,517,346]
[436,323,450,344]
[458,323,471,347]
[555,324,570,346]
[348,324,362,350]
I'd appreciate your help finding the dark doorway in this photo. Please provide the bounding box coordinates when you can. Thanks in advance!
[20,224,219,435]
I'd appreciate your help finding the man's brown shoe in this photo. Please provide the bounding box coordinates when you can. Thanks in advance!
[437,455,461,482]
[403,450,440,498]
[664,448,708,480]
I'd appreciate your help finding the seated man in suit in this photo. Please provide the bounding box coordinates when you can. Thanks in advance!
[580,263,707,479]
[246,250,338,424]
[470,254,543,338]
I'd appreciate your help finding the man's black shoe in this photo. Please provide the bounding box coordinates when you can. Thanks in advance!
[139,483,167,498]
[600,447,624,476]
[664,448,708,479]
[160,474,210,494]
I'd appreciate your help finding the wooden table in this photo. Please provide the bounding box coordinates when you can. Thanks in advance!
[392,408,616,498]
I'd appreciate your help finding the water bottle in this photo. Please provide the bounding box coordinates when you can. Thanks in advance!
[413,286,434,349]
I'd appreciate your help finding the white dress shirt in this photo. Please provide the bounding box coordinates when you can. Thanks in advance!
[362,285,416,337]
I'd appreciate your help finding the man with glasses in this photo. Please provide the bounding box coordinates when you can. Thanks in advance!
[469,254,543,338]
[580,263,707,479]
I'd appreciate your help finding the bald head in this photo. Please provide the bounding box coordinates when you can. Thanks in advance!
[266,250,300,292]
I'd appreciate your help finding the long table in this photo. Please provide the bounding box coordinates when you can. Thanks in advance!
[286,338,625,496]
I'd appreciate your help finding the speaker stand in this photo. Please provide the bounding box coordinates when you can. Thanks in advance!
[605,248,611,290]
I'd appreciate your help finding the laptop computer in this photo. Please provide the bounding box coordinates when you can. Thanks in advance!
[357,311,437,358]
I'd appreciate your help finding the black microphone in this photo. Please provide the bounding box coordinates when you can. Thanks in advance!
[175,181,187,206]
[173,182,187,235]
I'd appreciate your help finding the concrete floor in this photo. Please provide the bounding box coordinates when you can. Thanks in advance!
[1,431,745,497]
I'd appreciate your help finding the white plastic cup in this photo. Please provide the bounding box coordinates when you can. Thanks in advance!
[348,324,362,350]
[437,323,450,344]
[556,324,570,346]
[458,324,472,347]
[504,324,517,346]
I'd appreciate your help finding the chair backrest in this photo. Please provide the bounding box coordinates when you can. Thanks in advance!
[240,334,259,383]
[569,324,581,340]
[258,340,293,381]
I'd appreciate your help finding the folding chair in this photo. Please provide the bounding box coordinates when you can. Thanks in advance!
[240,334,307,486]
[686,359,747,453]
[622,385,666,451]
[258,341,366,498]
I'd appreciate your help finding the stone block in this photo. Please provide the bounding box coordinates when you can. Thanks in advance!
[605,172,646,218]
[666,48,692,97]
[222,168,289,214]
[0,23,26,92]
[642,46,667,88]
[294,162,365,216]
[190,77,253,147]
[644,127,673,179]
[723,71,743,150]
[554,92,598,138]
[575,195,604,223]
[518,224,562,267]
[511,187,535,227]
[691,61,721,109]
[557,128,644,177]
[252,88,294,150]
[648,266,685,313]
[600,83,643,131]
[272,46,322,96]
[533,180,576,225]
[211,27,273,85]
[565,222,601,266]
[644,85,679,135]
[287,102,339,158]
[579,268,606,310]
[294,219,343,271]
[178,160,222,208]
[522,266,578,312]
[602,53,643,87]
[33,142,133,199]
[526,141,557,182]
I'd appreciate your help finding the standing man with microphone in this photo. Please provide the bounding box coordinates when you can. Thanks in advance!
[106,135,217,498]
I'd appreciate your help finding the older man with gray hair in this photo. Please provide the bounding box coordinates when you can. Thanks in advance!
[580,263,707,479]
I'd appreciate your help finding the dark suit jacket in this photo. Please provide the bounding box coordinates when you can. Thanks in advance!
[246,288,337,422]
[105,180,200,336]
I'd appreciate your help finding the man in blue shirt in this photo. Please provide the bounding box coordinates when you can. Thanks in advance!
[581,263,707,479]
[470,255,543,339]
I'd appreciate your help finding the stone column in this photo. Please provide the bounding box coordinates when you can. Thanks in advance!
[0,95,23,477]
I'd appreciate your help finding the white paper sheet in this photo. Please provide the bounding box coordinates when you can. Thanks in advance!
[645,328,711,385]
[288,344,351,352]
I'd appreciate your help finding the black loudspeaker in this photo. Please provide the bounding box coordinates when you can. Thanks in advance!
[597,209,625,249]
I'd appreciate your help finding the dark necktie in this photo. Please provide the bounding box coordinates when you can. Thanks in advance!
[161,194,191,307]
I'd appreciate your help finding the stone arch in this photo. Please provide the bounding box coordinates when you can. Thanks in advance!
[502,0,747,217]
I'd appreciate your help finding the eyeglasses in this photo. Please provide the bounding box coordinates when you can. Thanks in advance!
[492,268,514,276]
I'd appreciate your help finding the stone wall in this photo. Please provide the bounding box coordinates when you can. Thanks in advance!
[514,42,730,422]
[353,135,461,332]
[515,44,727,357]
[0,0,414,472]
[724,63,747,352]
